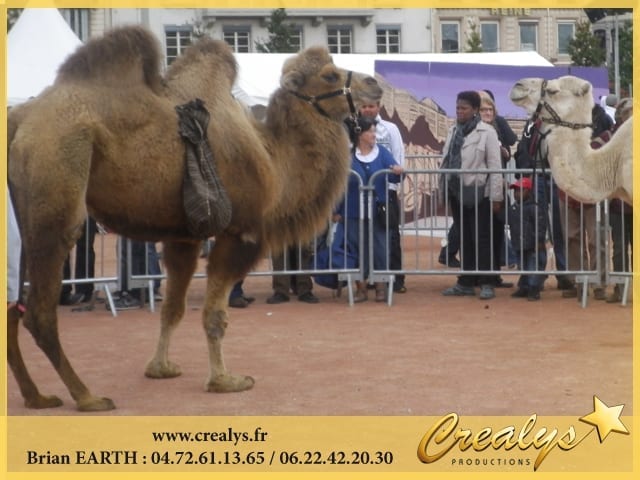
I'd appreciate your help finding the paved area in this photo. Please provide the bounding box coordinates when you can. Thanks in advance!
[7,259,633,417]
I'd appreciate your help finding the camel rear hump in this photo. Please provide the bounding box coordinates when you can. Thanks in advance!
[56,26,163,94]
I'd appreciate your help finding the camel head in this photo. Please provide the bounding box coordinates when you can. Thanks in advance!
[280,46,382,121]
[510,76,594,125]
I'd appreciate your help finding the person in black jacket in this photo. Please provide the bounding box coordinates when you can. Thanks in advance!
[508,177,547,301]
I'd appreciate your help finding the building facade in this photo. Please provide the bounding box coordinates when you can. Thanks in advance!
[66,8,596,68]
[433,8,589,65]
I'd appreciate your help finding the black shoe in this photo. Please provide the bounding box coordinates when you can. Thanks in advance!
[242,295,255,304]
[298,291,319,304]
[438,256,461,268]
[495,279,514,288]
[556,276,573,290]
[60,292,84,306]
[229,296,249,308]
[511,288,528,298]
[393,284,407,293]
[527,290,541,301]
[266,292,290,304]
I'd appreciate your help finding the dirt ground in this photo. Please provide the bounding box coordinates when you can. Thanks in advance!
[6,236,634,417]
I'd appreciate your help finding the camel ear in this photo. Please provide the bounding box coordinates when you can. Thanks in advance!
[575,81,591,97]
[281,70,305,91]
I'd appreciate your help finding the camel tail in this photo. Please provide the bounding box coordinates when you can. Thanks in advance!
[56,26,164,93]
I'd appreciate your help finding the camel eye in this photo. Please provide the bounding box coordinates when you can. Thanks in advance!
[322,72,339,84]
[545,88,559,96]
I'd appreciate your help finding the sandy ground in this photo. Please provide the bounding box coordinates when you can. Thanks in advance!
[6,235,633,417]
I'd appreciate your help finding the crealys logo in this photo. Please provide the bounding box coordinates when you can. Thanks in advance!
[417,395,629,471]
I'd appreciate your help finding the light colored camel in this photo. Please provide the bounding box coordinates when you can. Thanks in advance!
[509,75,632,204]
[7,26,382,411]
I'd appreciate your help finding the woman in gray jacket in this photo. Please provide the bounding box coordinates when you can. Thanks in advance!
[440,90,503,300]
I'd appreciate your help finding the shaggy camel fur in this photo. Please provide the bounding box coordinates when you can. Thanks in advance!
[509,75,632,204]
[7,26,382,411]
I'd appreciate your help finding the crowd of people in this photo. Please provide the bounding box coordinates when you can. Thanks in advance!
[7,89,632,311]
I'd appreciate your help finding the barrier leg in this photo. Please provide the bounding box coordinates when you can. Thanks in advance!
[104,284,117,317]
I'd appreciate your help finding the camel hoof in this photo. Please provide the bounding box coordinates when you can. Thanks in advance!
[24,394,64,409]
[206,374,255,393]
[77,397,116,412]
[144,360,182,379]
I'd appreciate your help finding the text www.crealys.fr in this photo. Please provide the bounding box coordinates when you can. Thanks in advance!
[151,427,268,446]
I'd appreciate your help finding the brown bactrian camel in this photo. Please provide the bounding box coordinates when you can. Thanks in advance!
[7,26,382,411]
[509,75,632,204]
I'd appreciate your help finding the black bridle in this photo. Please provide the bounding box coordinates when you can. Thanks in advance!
[533,79,594,130]
[288,70,357,120]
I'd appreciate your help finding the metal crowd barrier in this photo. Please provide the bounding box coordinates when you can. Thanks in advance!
[59,160,631,314]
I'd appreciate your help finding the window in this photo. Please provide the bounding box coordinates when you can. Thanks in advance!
[327,26,353,53]
[376,26,401,53]
[441,22,459,53]
[223,26,251,53]
[519,23,537,51]
[557,22,575,55]
[60,9,90,41]
[289,25,303,51]
[165,26,193,65]
[480,22,499,52]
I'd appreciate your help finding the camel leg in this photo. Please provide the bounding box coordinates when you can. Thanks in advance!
[7,305,63,409]
[20,230,115,411]
[145,240,199,378]
[203,233,260,393]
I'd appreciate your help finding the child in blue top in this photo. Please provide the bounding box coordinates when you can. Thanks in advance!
[333,116,402,302]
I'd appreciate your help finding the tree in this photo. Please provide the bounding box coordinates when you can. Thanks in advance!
[616,21,633,95]
[7,8,22,31]
[583,8,632,23]
[254,8,298,53]
[464,22,483,53]
[568,21,605,66]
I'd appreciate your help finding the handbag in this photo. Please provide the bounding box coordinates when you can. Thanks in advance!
[461,184,485,208]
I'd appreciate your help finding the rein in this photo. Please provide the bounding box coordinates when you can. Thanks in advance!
[288,70,357,120]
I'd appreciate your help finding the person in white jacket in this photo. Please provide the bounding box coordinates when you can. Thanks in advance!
[7,189,22,308]
[440,90,503,300]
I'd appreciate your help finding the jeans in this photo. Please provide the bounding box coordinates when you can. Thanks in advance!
[534,175,566,272]
[516,249,548,291]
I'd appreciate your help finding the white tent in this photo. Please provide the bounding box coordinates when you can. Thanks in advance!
[7,8,82,106]
[234,50,554,106]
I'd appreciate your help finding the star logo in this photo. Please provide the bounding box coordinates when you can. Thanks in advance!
[579,395,629,443]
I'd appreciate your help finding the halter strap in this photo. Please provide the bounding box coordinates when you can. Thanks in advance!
[533,79,593,130]
[288,70,357,119]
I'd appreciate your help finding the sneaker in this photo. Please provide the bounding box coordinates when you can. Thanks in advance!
[593,288,606,301]
[511,288,528,298]
[60,292,84,306]
[478,284,495,300]
[228,296,249,308]
[113,293,142,310]
[153,290,163,302]
[242,295,256,304]
[298,291,319,304]
[266,292,290,304]
[442,283,475,296]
